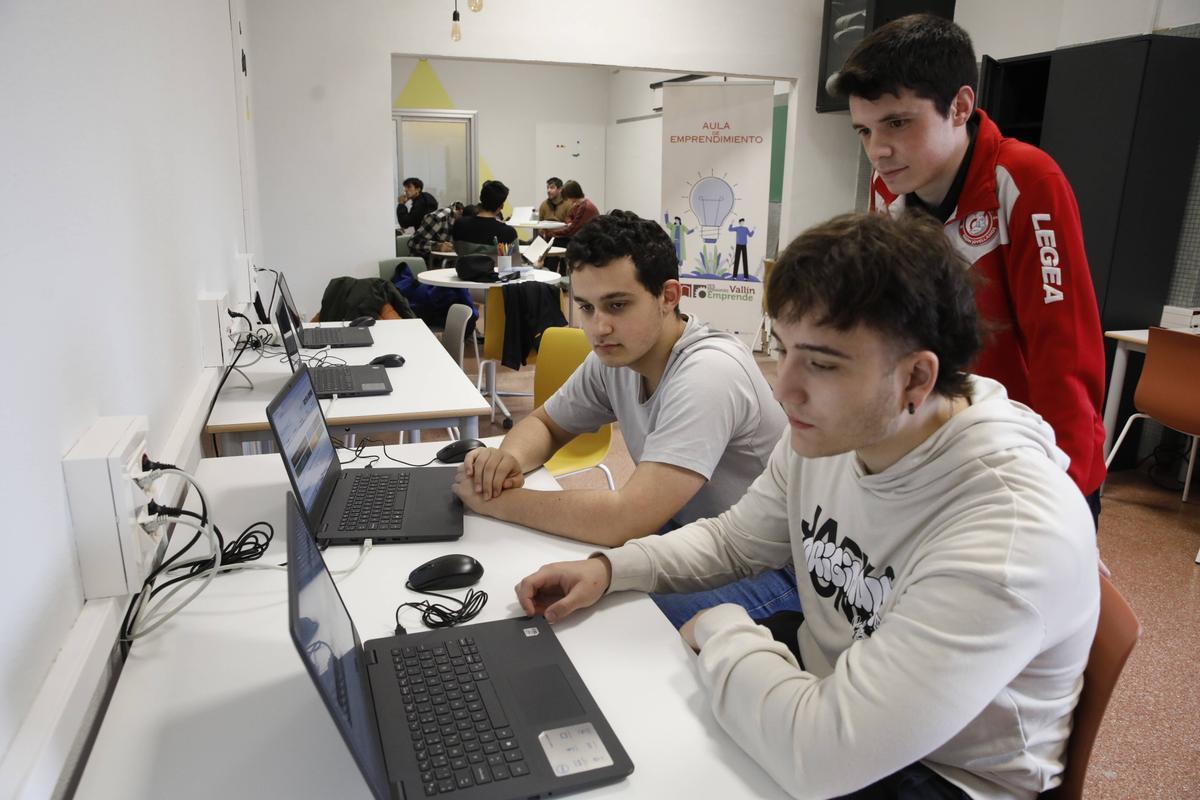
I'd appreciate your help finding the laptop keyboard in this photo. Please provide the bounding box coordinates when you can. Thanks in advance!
[394,638,530,795]
[303,327,351,346]
[338,471,408,531]
[310,366,358,396]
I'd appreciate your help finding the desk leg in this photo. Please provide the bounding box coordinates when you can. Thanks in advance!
[1103,343,1129,456]
[409,429,422,444]
[463,415,480,440]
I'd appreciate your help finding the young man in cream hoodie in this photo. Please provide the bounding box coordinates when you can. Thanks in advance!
[515,212,1101,799]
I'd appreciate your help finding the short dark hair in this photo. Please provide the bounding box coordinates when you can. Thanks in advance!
[546,177,563,189]
[566,210,679,301]
[478,180,509,212]
[402,177,424,191]
[767,211,980,399]
[561,180,584,200]
[451,202,464,213]
[738,218,745,223]
[829,14,977,117]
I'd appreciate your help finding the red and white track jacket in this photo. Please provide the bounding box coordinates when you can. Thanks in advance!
[871,110,1107,496]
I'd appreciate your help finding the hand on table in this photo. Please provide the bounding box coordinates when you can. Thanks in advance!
[462,447,524,499]
[515,557,611,623]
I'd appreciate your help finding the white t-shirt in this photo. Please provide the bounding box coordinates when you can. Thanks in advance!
[544,315,786,524]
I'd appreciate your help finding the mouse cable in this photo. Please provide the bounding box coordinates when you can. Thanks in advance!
[380,440,437,468]
[395,584,488,633]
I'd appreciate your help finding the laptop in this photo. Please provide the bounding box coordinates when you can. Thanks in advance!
[509,205,535,225]
[275,297,393,399]
[285,493,634,800]
[277,271,374,348]
[266,367,460,545]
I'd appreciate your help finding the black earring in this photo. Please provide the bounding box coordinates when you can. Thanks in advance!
[907,402,915,415]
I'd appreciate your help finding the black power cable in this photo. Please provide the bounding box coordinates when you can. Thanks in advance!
[395,585,488,633]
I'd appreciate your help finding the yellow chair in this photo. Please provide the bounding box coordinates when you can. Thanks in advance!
[534,327,614,489]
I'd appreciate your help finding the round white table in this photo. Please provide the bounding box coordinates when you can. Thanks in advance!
[416,266,562,290]
[509,219,566,231]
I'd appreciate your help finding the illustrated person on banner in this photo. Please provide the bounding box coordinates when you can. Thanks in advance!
[728,218,756,279]
[663,213,694,266]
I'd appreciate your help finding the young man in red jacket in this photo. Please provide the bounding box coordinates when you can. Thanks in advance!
[831,14,1107,524]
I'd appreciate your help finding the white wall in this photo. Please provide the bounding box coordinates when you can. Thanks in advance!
[0,0,247,761]
[390,57,611,215]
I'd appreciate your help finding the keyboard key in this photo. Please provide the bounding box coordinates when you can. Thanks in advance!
[509,760,529,777]
[455,771,474,789]
[491,764,510,781]
[423,781,437,796]
[472,765,492,785]
[504,749,524,763]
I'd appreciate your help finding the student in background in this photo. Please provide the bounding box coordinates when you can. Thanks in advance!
[830,14,1107,525]
[547,180,599,243]
[454,211,795,627]
[537,177,570,223]
[514,211,1100,800]
[451,180,519,251]
[396,177,439,231]
[409,202,464,261]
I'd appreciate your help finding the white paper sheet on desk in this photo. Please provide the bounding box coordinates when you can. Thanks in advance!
[523,234,552,266]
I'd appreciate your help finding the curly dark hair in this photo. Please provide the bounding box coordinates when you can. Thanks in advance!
[565,210,679,300]
[829,14,977,117]
[767,211,981,399]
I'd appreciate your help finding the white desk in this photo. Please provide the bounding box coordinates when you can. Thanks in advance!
[1102,329,1149,454]
[509,220,566,231]
[207,320,490,454]
[417,267,562,291]
[75,442,789,800]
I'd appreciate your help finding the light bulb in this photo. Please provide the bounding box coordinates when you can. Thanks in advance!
[688,177,736,244]
[451,9,461,41]
[468,0,483,11]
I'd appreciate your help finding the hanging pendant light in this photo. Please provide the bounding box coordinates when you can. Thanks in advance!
[468,0,483,11]
[451,2,461,41]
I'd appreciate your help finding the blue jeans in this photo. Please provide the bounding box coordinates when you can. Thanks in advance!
[651,564,801,629]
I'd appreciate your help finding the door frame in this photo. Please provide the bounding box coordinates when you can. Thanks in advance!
[392,108,479,204]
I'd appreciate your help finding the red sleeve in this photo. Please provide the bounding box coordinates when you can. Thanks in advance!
[1004,172,1107,493]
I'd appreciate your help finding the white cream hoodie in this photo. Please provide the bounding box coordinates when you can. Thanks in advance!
[604,377,1100,799]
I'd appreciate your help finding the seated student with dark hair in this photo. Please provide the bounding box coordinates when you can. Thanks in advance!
[514,211,1100,799]
[409,201,464,260]
[538,177,569,223]
[454,210,795,627]
[451,180,519,254]
[545,180,598,242]
[396,177,438,231]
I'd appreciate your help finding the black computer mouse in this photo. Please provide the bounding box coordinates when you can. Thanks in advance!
[369,353,406,368]
[435,438,486,464]
[349,316,376,327]
[408,554,484,592]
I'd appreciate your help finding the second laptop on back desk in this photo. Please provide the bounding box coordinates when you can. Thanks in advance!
[275,297,392,399]
[277,271,373,348]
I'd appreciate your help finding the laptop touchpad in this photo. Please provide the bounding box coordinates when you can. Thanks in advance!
[509,664,584,726]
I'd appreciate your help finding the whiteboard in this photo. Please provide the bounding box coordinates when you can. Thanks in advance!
[534,123,606,213]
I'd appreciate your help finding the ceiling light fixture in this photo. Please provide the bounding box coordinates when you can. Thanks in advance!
[468,0,483,11]
[451,0,461,41]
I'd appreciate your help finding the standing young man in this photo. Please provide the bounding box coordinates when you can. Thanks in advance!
[515,212,1100,799]
[831,14,1107,523]
[454,211,795,626]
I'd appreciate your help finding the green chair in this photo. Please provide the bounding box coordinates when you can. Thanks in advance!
[396,233,413,257]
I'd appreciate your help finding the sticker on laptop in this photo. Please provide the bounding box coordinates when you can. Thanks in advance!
[523,627,540,637]
[537,722,614,777]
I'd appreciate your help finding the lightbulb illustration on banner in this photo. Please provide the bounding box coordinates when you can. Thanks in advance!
[688,176,735,273]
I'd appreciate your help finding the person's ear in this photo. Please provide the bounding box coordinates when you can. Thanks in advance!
[950,85,975,127]
[660,279,682,314]
[902,349,939,412]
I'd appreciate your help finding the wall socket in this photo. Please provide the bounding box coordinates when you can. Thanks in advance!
[63,416,163,599]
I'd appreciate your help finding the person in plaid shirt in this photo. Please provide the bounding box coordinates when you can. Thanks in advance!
[409,202,465,260]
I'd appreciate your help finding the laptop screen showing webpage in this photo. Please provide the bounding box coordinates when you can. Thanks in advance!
[271,369,337,517]
[287,494,391,800]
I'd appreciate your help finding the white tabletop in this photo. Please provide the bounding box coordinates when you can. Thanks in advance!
[207,319,489,435]
[75,441,788,799]
[417,267,563,291]
[1104,329,1149,346]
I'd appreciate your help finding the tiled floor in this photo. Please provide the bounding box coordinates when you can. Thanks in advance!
[446,349,1200,798]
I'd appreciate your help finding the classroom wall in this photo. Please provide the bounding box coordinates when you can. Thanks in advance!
[0,0,247,762]
[390,57,611,216]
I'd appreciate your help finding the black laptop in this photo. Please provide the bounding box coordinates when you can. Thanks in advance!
[275,297,392,399]
[285,493,634,800]
[266,367,461,545]
[277,271,374,348]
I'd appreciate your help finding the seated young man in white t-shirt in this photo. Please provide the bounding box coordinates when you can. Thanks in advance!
[512,211,1100,799]
[452,210,793,626]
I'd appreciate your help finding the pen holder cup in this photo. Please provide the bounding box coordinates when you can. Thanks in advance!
[496,255,513,271]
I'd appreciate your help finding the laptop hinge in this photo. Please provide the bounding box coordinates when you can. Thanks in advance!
[366,647,378,666]
[390,780,406,800]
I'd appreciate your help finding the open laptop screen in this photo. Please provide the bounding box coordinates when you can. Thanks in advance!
[274,296,302,371]
[287,494,391,800]
[276,272,307,333]
[268,369,338,518]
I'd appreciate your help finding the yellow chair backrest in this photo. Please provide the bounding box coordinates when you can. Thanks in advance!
[534,327,611,477]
